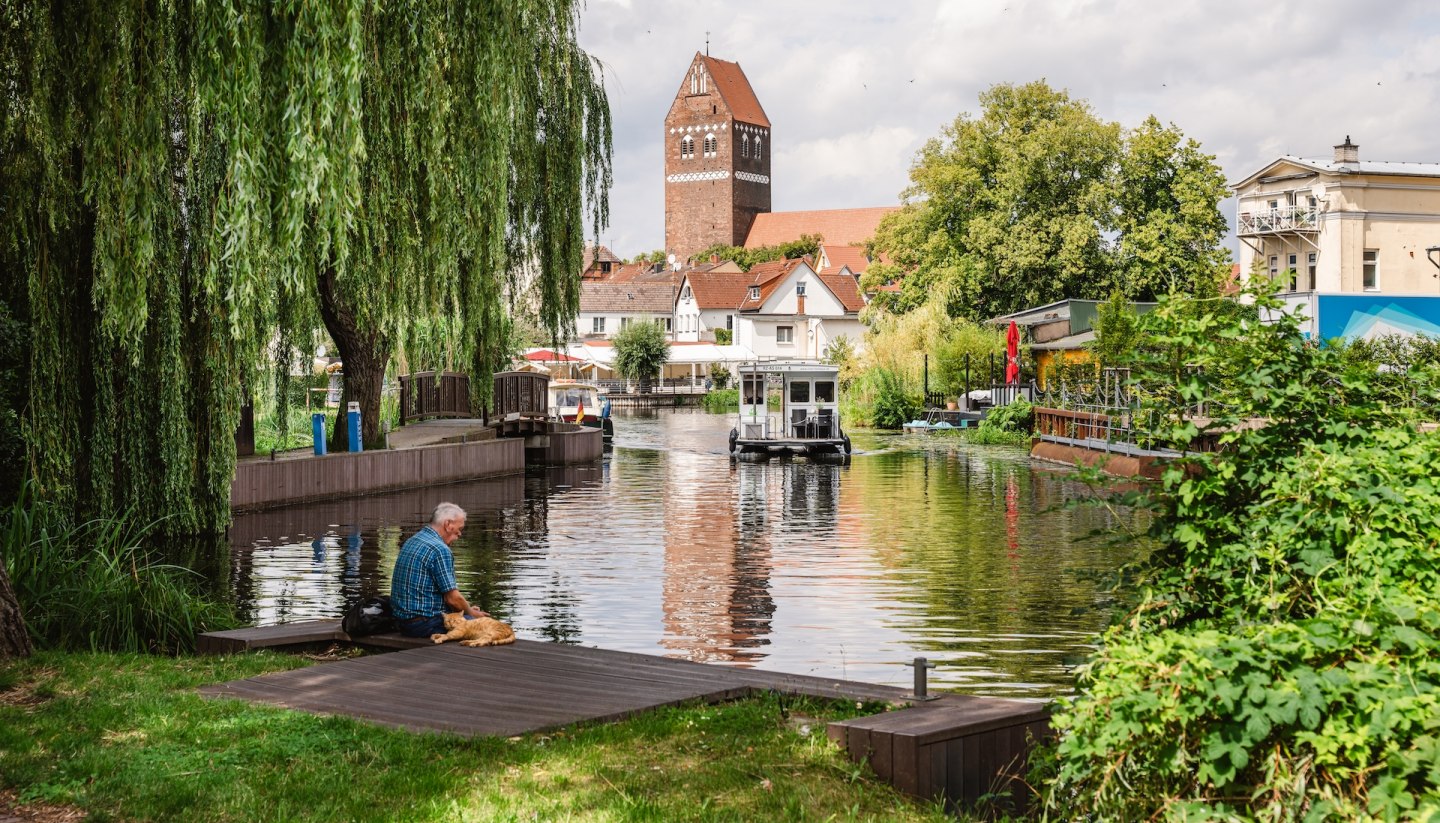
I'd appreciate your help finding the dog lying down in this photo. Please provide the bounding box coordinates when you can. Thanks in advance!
[430,612,516,648]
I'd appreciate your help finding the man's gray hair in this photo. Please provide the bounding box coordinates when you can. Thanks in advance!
[430,502,466,526]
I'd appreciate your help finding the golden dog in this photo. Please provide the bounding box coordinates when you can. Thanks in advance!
[430,612,516,648]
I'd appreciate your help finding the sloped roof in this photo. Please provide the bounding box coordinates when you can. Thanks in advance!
[819,244,873,276]
[1232,155,1440,189]
[744,207,900,249]
[815,268,866,313]
[700,54,769,127]
[739,258,813,312]
[583,245,621,270]
[684,270,753,310]
[579,282,678,314]
[524,348,583,362]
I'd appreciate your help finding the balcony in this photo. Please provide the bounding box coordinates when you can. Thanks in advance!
[1238,206,1320,236]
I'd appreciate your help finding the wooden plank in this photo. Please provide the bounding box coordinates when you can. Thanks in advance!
[922,740,946,800]
[891,728,919,796]
[869,727,893,782]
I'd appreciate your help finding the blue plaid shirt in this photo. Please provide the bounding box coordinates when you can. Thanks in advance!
[390,526,458,620]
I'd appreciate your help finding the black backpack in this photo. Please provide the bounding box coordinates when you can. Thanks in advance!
[342,595,397,637]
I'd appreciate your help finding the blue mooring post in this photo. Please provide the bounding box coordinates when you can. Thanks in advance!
[346,401,362,453]
[311,412,327,456]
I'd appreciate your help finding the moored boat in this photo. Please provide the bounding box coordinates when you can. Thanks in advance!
[548,380,614,443]
[729,361,849,458]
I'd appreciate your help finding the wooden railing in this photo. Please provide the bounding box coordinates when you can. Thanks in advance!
[1033,407,1119,442]
[398,372,471,423]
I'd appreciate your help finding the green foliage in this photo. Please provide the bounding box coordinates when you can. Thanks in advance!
[713,328,733,345]
[867,81,1230,319]
[708,362,731,388]
[1091,292,1142,369]
[0,300,25,506]
[628,249,667,265]
[701,388,739,413]
[981,397,1033,433]
[612,321,670,389]
[846,368,919,430]
[1044,284,1440,818]
[2,489,235,655]
[947,425,1029,446]
[693,234,822,271]
[932,320,1006,397]
[1,1,610,532]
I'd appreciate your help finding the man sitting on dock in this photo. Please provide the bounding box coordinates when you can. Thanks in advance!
[391,502,488,638]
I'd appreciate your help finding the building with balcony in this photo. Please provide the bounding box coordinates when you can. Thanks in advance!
[1234,137,1440,340]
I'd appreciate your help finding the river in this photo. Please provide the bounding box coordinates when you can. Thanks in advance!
[222,408,1148,699]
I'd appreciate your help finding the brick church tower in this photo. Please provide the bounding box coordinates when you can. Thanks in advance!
[664,53,771,262]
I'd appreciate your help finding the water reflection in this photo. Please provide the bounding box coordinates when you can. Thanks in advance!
[220,410,1146,698]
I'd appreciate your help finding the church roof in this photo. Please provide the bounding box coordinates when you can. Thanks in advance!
[819,244,873,276]
[744,206,900,249]
[700,54,770,128]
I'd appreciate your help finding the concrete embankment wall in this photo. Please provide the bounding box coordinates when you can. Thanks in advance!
[232,438,524,513]
[529,427,604,465]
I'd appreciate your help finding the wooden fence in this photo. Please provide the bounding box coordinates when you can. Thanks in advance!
[399,372,471,423]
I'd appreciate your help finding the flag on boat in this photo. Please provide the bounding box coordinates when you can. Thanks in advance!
[575,399,585,422]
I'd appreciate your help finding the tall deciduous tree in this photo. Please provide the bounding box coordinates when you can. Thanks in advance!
[612,321,670,394]
[864,81,1229,320]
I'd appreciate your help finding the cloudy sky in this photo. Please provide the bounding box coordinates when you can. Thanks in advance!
[578,0,1440,257]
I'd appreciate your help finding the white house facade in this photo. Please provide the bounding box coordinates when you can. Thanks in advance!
[735,259,865,359]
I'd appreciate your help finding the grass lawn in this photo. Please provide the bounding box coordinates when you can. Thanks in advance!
[0,651,958,822]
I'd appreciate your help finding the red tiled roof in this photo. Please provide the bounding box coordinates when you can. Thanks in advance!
[743,207,900,249]
[700,55,769,128]
[579,282,678,314]
[738,258,809,312]
[816,270,866,313]
[819,244,873,275]
[684,271,753,310]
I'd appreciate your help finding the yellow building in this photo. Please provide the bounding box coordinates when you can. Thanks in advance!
[1234,137,1440,340]
[991,299,1156,386]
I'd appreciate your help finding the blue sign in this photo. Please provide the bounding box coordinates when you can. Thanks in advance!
[1316,295,1440,342]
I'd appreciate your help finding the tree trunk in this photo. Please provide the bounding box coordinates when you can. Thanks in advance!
[0,559,33,659]
[316,264,390,452]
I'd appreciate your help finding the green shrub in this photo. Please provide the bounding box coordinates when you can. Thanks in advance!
[863,368,919,429]
[708,361,731,387]
[702,387,738,413]
[981,397,1033,433]
[2,488,236,654]
[1042,283,1440,818]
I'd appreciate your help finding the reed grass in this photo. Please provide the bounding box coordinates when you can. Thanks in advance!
[1,488,236,654]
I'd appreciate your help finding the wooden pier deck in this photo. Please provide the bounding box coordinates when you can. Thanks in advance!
[198,620,912,738]
[199,620,1049,810]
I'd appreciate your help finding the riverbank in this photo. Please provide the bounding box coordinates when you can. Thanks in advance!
[0,651,959,822]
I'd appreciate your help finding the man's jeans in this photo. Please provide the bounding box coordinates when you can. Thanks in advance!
[397,611,476,638]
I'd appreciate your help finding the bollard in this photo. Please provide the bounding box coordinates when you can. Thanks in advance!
[382,420,391,450]
[311,412,327,456]
[346,401,362,453]
[905,657,939,701]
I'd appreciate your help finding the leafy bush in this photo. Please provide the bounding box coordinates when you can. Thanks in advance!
[981,397,1033,433]
[2,489,236,654]
[708,361,731,387]
[844,367,918,429]
[612,320,670,392]
[1042,284,1440,818]
[702,388,738,413]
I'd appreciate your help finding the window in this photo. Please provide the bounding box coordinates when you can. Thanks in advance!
[662,317,672,332]
[681,285,692,301]
[1268,255,1278,279]
[742,374,765,406]
[748,286,760,300]
[600,261,611,273]
[592,317,605,334]
[681,135,694,159]
[789,381,810,403]
[796,281,806,296]
[1287,254,1298,292]
[755,136,763,157]
[620,317,632,329]
[1307,253,1317,290]
[704,133,716,157]
[1363,249,1379,290]
[741,134,750,158]
[814,381,835,403]
[726,314,734,331]
[777,325,794,344]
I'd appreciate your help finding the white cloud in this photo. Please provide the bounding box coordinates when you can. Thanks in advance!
[579,0,1440,257]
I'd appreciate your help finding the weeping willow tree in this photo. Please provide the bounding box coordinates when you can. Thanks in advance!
[0,0,610,532]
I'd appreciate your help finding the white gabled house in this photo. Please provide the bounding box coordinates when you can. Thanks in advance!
[674,269,751,342]
[733,258,866,360]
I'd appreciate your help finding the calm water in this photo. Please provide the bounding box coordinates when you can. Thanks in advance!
[222,409,1148,698]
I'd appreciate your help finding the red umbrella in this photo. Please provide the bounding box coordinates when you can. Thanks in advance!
[1005,321,1020,385]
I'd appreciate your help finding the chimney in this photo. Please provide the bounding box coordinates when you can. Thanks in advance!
[1334,135,1359,164]
[710,253,719,264]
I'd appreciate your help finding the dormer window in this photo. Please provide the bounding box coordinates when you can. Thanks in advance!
[748,286,760,301]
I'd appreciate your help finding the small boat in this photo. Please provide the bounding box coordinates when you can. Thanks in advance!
[548,380,614,443]
[903,408,975,434]
[729,361,850,458]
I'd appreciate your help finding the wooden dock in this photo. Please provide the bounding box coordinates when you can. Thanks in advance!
[198,621,1050,811]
